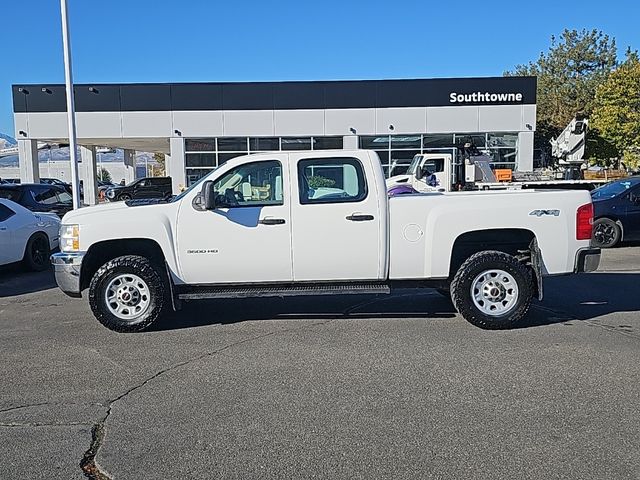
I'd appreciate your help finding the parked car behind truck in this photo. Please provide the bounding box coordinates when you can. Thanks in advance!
[591,176,640,248]
[51,150,600,332]
[0,199,60,271]
[104,177,172,202]
[0,184,73,218]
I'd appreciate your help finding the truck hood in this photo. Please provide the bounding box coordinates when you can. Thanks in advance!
[60,199,173,224]
[61,201,128,223]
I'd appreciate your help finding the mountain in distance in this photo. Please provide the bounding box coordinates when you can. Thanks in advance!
[0,133,17,149]
[0,138,155,167]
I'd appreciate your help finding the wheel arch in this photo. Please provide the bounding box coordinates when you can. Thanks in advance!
[22,230,50,260]
[80,238,166,291]
[449,228,537,276]
[449,228,541,299]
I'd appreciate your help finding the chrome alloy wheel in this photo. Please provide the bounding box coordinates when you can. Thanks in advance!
[105,274,151,320]
[471,269,519,316]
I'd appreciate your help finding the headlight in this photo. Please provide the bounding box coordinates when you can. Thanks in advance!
[106,189,115,198]
[60,224,80,252]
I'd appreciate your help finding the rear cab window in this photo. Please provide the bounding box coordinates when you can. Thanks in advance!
[297,157,367,204]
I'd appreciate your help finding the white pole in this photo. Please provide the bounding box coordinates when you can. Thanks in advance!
[60,0,81,209]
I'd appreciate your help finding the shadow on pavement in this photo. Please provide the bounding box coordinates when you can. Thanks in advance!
[152,272,640,332]
[534,272,640,322]
[152,290,458,332]
[0,266,57,297]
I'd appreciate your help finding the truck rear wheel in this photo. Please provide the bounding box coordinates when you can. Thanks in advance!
[450,250,533,329]
[88,255,167,332]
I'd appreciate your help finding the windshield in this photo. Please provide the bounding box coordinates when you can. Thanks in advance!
[406,155,423,176]
[591,178,640,199]
[171,169,218,203]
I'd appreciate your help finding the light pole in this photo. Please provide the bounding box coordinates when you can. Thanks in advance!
[60,0,81,209]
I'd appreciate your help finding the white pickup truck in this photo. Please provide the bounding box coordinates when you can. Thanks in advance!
[51,150,600,332]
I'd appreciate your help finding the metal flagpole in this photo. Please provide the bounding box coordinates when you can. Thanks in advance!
[60,0,81,209]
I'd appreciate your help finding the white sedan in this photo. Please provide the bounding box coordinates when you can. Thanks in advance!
[0,199,60,271]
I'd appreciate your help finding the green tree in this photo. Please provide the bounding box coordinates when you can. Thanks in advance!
[592,50,640,169]
[153,152,166,176]
[505,29,618,160]
[97,166,112,183]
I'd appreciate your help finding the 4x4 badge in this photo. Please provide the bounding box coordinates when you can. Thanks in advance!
[529,209,560,217]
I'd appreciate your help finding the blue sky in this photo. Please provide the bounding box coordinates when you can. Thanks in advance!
[1,0,639,136]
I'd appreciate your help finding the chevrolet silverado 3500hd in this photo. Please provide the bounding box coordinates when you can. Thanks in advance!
[51,150,600,332]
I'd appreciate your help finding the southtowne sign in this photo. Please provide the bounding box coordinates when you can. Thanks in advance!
[450,91,524,103]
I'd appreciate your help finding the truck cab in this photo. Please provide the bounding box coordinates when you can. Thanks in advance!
[387,153,453,192]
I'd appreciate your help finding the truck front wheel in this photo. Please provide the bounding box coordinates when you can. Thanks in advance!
[88,255,167,332]
[450,251,533,329]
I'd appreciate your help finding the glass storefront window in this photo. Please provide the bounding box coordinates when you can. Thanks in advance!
[391,135,421,149]
[218,137,248,151]
[186,168,215,186]
[488,133,518,148]
[359,136,389,149]
[489,148,517,163]
[183,131,521,180]
[422,134,454,149]
[454,134,486,149]
[185,153,216,167]
[281,137,312,150]
[185,139,216,152]
[374,150,389,164]
[313,136,343,150]
[218,152,245,165]
[249,137,280,151]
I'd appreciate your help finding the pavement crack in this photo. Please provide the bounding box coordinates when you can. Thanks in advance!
[79,320,332,479]
[0,402,52,414]
[80,418,111,480]
[0,402,104,414]
[0,421,92,428]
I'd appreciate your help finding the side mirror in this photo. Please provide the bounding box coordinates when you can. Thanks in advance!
[415,166,424,181]
[202,181,216,210]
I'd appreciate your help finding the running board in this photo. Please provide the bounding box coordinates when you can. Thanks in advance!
[177,283,391,300]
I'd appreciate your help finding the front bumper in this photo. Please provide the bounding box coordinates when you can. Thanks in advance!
[50,252,85,297]
[574,247,601,273]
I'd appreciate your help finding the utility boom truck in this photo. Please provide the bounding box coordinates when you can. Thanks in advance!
[52,150,600,332]
[389,115,608,193]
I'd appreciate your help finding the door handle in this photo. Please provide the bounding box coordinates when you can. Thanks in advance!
[259,217,286,225]
[346,214,374,222]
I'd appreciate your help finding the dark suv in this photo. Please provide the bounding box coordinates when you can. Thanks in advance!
[104,177,172,202]
[0,184,73,218]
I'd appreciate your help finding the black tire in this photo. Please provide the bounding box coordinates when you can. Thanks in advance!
[88,255,167,332]
[592,218,621,248]
[117,193,132,201]
[450,250,534,330]
[23,232,50,272]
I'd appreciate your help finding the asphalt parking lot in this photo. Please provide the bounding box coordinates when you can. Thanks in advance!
[1,247,639,479]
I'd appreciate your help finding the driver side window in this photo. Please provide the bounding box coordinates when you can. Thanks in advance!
[213,160,283,207]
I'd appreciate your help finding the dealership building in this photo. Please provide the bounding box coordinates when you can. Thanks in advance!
[12,76,536,202]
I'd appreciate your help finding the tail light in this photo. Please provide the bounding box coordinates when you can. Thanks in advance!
[576,203,594,240]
